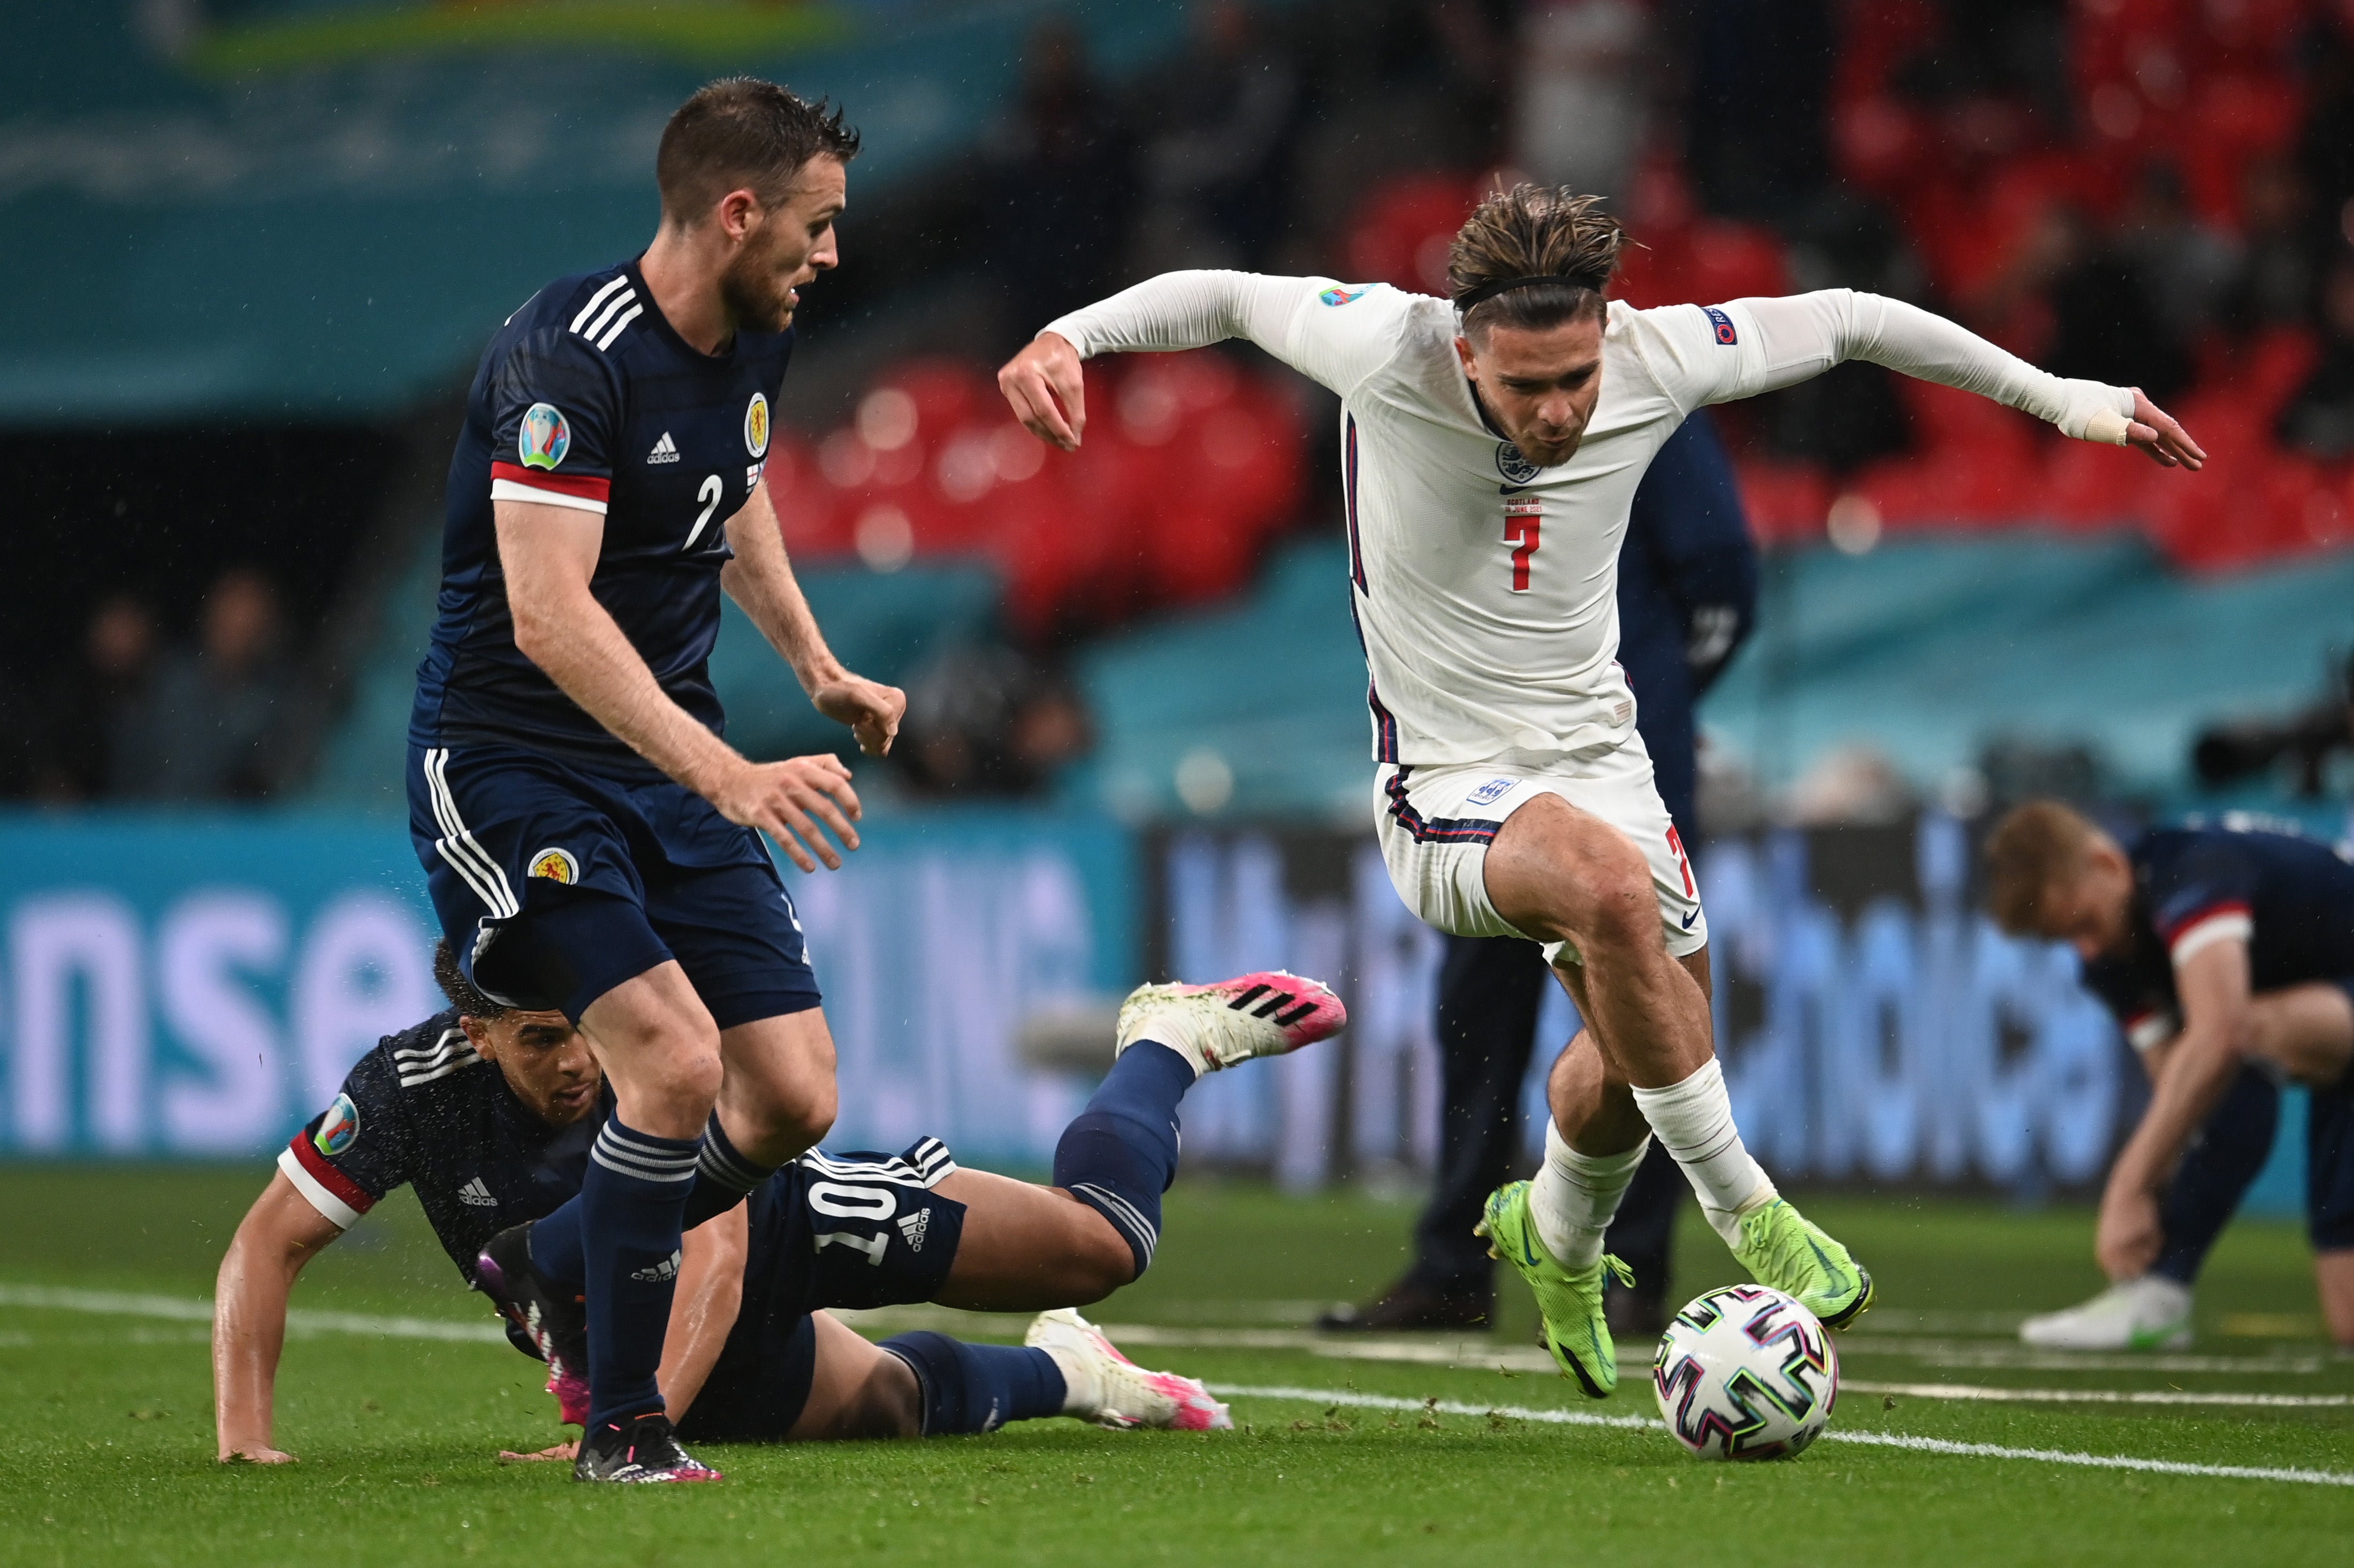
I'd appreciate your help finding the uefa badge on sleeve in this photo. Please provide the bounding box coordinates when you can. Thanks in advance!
[314,1093,360,1158]
[519,402,570,470]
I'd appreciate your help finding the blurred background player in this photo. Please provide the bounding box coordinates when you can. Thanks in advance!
[1985,802,2354,1350]
[1322,408,1756,1336]
[406,79,905,1481]
[998,182,2205,1399]
[216,942,1344,1465]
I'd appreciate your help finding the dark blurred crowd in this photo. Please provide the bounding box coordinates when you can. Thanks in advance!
[1,566,295,805]
[974,0,2354,469]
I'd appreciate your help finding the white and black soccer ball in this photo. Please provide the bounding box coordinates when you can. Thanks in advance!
[1652,1284,1839,1460]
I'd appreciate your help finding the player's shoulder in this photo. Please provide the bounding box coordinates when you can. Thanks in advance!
[486,263,648,378]
[348,1009,490,1098]
[1609,297,1739,380]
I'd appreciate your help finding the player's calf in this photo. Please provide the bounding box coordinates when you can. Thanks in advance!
[1052,972,1346,1282]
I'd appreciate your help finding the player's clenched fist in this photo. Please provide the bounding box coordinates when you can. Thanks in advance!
[709,753,865,873]
[812,674,905,758]
[997,331,1087,451]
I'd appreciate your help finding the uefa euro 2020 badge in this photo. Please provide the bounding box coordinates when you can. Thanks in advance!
[314,1093,360,1158]
[519,402,570,470]
[744,392,771,458]
[1319,285,1368,307]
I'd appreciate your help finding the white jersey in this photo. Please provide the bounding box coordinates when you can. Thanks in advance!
[1046,274,2134,770]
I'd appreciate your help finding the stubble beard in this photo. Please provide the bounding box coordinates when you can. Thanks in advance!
[719,244,798,334]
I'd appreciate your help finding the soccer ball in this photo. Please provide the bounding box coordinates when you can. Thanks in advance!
[1652,1284,1839,1460]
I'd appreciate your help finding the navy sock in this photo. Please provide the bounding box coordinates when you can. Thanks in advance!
[529,1197,586,1288]
[580,1119,700,1432]
[681,1111,778,1230]
[2153,1066,2280,1284]
[879,1332,1066,1435]
[1052,1041,1194,1280]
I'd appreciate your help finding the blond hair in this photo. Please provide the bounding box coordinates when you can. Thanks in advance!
[1982,800,2101,935]
[1447,185,1628,337]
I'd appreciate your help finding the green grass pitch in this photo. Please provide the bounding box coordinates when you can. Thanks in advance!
[2,1166,2347,1566]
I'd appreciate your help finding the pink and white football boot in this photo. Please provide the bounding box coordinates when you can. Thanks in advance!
[1113,970,1346,1075]
[1026,1308,1232,1431]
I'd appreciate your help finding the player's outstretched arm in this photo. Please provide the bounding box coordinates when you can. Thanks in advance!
[999,270,1395,449]
[498,497,867,873]
[212,1173,343,1462]
[1687,290,2205,471]
[2095,938,2254,1279]
[659,1204,749,1425]
[722,480,904,758]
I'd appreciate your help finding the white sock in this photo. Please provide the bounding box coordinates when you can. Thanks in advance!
[1629,1057,1777,1248]
[1529,1122,1648,1270]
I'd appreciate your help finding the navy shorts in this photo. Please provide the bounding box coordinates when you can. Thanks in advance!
[678,1138,968,1442]
[407,740,820,1027]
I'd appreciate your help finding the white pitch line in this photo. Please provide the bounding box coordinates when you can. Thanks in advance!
[0,1283,508,1344]
[1845,1379,2351,1410]
[1210,1385,2354,1488]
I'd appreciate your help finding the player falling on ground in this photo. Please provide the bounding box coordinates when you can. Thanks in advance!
[407,79,906,1481]
[215,943,1345,1465]
[997,185,2206,1397]
[1985,802,2354,1350]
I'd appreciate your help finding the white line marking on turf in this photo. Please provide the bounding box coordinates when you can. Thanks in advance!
[1209,1385,2354,1488]
[0,1284,508,1344]
[1844,1379,2351,1409]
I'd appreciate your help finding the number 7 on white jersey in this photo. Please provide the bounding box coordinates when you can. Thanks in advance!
[1504,498,1542,592]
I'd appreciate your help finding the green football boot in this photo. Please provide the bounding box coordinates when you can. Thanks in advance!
[1731,1197,1875,1328]
[1475,1181,1632,1398]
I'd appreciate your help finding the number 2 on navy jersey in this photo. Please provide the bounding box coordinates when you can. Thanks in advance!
[683,473,723,552]
[1504,499,1542,592]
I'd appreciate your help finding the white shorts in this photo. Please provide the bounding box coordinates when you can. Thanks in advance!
[1373,732,1706,966]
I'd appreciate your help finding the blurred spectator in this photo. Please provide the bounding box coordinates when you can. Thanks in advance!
[1683,0,1835,221]
[893,642,1093,798]
[1976,204,2191,401]
[1512,0,1649,201]
[2277,253,2354,460]
[29,593,157,802]
[2115,163,2238,345]
[112,568,290,802]
[1780,744,1916,826]
[1132,0,1300,271]
[2298,25,2354,264]
[983,18,1137,343]
[2224,157,2322,331]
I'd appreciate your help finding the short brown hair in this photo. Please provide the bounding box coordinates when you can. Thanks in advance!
[656,77,860,224]
[432,939,511,1021]
[1983,800,2100,934]
[1448,185,1628,338]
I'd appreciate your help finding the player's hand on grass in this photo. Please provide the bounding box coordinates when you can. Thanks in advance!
[998,331,1087,451]
[2126,388,2205,470]
[711,753,864,873]
[498,1441,578,1463]
[813,674,905,757]
[2094,1182,2164,1280]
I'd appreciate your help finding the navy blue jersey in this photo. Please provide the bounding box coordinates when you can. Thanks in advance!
[2079,823,2354,1044]
[280,1011,599,1283]
[410,261,795,776]
[1615,411,1756,838]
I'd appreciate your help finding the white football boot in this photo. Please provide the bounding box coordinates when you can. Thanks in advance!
[2019,1275,2194,1351]
[1026,1308,1232,1431]
[1114,970,1346,1075]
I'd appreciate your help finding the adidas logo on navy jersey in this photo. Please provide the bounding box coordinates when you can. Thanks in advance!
[457,1176,496,1208]
[896,1210,931,1252]
[648,431,680,465]
[629,1249,682,1283]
